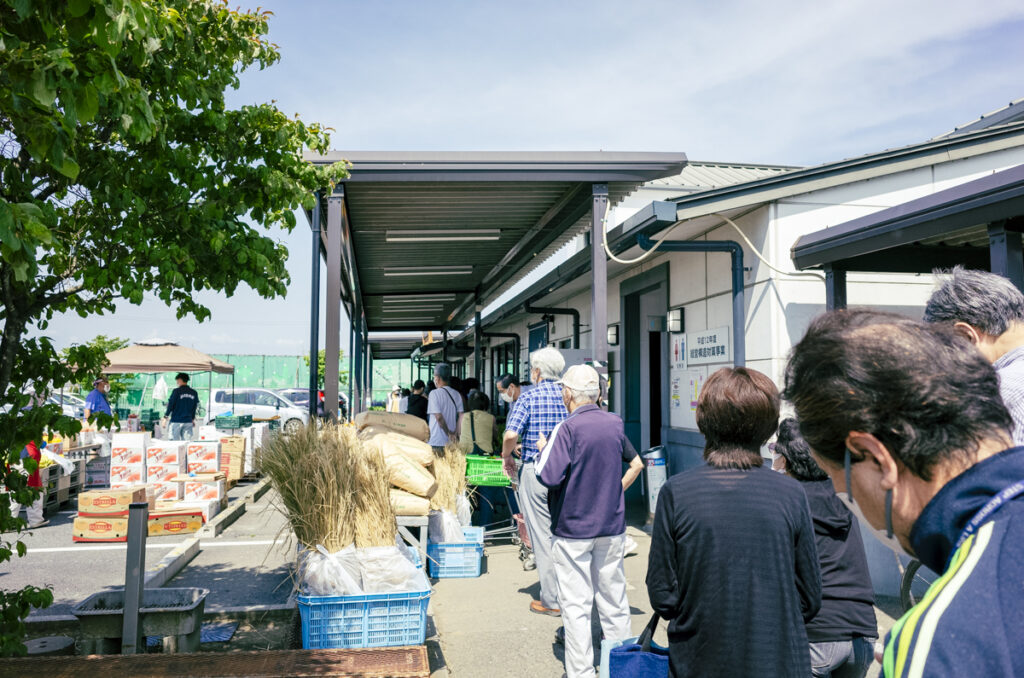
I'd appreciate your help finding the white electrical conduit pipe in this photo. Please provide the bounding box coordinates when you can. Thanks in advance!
[600,207,826,282]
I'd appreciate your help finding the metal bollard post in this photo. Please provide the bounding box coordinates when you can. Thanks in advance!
[121,502,148,654]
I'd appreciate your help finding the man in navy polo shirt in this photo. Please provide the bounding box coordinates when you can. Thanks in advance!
[536,364,644,678]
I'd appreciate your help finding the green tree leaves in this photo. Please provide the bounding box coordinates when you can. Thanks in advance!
[0,0,348,654]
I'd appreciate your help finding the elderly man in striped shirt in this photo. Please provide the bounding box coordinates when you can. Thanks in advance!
[502,347,568,616]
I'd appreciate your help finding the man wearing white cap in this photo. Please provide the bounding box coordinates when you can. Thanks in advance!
[535,364,645,678]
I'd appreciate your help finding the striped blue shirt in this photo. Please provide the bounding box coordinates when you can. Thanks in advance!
[994,346,1024,445]
[504,380,567,464]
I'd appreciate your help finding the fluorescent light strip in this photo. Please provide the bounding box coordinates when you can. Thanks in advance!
[379,318,438,324]
[381,307,444,313]
[385,229,500,243]
[382,295,456,304]
[384,268,473,277]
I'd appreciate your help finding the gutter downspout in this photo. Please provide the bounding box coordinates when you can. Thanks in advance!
[523,304,580,349]
[636,234,746,367]
[481,332,522,379]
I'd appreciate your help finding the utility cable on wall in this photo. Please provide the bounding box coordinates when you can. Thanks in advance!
[599,206,826,283]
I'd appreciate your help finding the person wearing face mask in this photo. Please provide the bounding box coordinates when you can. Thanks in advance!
[785,309,1024,678]
[773,418,877,678]
[496,373,523,406]
[502,347,569,617]
[924,265,1024,444]
[84,377,113,421]
[647,367,820,678]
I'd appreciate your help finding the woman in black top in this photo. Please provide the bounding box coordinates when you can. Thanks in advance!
[646,367,821,678]
[773,418,877,678]
[406,379,429,422]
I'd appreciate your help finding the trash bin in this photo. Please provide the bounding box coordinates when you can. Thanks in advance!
[642,446,667,528]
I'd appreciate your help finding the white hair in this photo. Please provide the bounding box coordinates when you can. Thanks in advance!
[564,385,600,405]
[530,347,565,381]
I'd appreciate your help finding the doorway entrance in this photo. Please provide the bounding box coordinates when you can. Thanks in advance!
[620,265,669,456]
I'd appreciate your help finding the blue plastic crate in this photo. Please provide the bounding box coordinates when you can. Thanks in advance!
[427,526,484,578]
[297,585,431,649]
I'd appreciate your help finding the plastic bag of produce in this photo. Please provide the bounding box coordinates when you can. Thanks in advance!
[299,544,362,596]
[386,452,438,498]
[358,545,428,593]
[354,411,429,442]
[41,448,74,475]
[391,489,430,516]
[456,492,472,526]
[429,509,465,543]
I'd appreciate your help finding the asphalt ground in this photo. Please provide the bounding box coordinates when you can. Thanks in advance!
[4,480,275,617]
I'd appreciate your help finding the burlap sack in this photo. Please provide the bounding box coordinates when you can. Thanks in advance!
[390,489,430,516]
[386,452,438,498]
[354,411,430,442]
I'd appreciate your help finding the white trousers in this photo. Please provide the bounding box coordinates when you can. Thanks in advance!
[552,534,632,678]
[518,462,560,608]
[10,493,44,525]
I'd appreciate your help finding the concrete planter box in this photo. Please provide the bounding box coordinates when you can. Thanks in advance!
[71,587,209,653]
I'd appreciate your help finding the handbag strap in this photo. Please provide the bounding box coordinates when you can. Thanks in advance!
[638,613,660,652]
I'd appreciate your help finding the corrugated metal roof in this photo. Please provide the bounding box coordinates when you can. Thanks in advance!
[936,98,1024,139]
[306,152,688,331]
[644,161,799,193]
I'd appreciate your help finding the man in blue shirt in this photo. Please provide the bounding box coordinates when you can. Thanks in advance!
[536,364,643,678]
[84,377,112,421]
[165,373,199,441]
[502,347,568,616]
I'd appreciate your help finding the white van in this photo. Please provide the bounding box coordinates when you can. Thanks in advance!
[208,388,309,433]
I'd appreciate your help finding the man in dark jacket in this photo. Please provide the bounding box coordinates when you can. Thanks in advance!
[785,310,1024,678]
[774,418,877,678]
[165,373,199,440]
[406,380,429,422]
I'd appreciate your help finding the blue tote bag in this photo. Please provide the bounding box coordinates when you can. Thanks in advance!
[607,613,670,677]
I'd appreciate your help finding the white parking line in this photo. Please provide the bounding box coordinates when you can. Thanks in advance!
[26,538,285,554]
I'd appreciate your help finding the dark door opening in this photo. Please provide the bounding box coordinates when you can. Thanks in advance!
[648,331,662,447]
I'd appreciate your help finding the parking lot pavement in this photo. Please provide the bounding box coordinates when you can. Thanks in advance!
[6,481,267,618]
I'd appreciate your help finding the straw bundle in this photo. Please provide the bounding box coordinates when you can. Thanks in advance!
[261,423,396,551]
[429,444,467,513]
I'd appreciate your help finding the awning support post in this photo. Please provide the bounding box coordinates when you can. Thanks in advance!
[324,192,343,422]
[591,183,610,368]
[637,234,747,367]
[308,191,321,419]
[824,265,847,311]
[352,310,363,417]
[474,308,483,380]
[988,220,1024,292]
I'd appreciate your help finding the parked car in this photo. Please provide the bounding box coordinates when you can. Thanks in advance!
[48,394,86,418]
[208,388,309,433]
[276,388,311,408]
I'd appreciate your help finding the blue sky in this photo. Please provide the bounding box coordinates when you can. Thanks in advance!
[40,0,1024,356]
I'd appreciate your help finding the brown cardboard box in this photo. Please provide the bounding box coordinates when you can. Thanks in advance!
[219,436,245,454]
[73,516,129,542]
[148,510,204,536]
[78,486,147,515]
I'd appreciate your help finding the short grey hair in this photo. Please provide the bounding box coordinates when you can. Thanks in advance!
[529,347,565,381]
[433,363,452,382]
[564,385,600,405]
[924,266,1024,336]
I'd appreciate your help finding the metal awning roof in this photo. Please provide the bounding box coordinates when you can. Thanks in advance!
[792,163,1024,272]
[305,151,687,332]
[367,332,425,360]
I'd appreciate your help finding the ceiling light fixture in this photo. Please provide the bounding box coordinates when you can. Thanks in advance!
[384,267,473,277]
[382,294,457,304]
[385,229,500,243]
[381,307,443,313]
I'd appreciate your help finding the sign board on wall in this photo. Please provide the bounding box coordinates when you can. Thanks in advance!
[670,334,686,370]
[669,365,707,430]
[686,326,731,365]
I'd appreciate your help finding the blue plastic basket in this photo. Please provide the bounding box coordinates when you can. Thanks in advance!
[297,586,431,649]
[427,526,485,578]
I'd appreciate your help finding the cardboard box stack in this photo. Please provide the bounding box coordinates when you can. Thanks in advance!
[186,441,221,474]
[146,441,186,502]
[109,432,151,489]
[219,435,246,483]
[73,486,148,542]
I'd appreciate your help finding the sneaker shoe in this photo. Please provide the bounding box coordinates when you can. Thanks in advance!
[530,600,561,617]
[523,553,536,571]
[624,534,638,556]
[555,626,565,645]
[28,520,49,529]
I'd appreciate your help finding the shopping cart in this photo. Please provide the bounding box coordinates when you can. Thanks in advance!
[466,457,534,569]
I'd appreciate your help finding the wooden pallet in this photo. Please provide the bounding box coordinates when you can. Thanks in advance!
[0,646,431,677]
